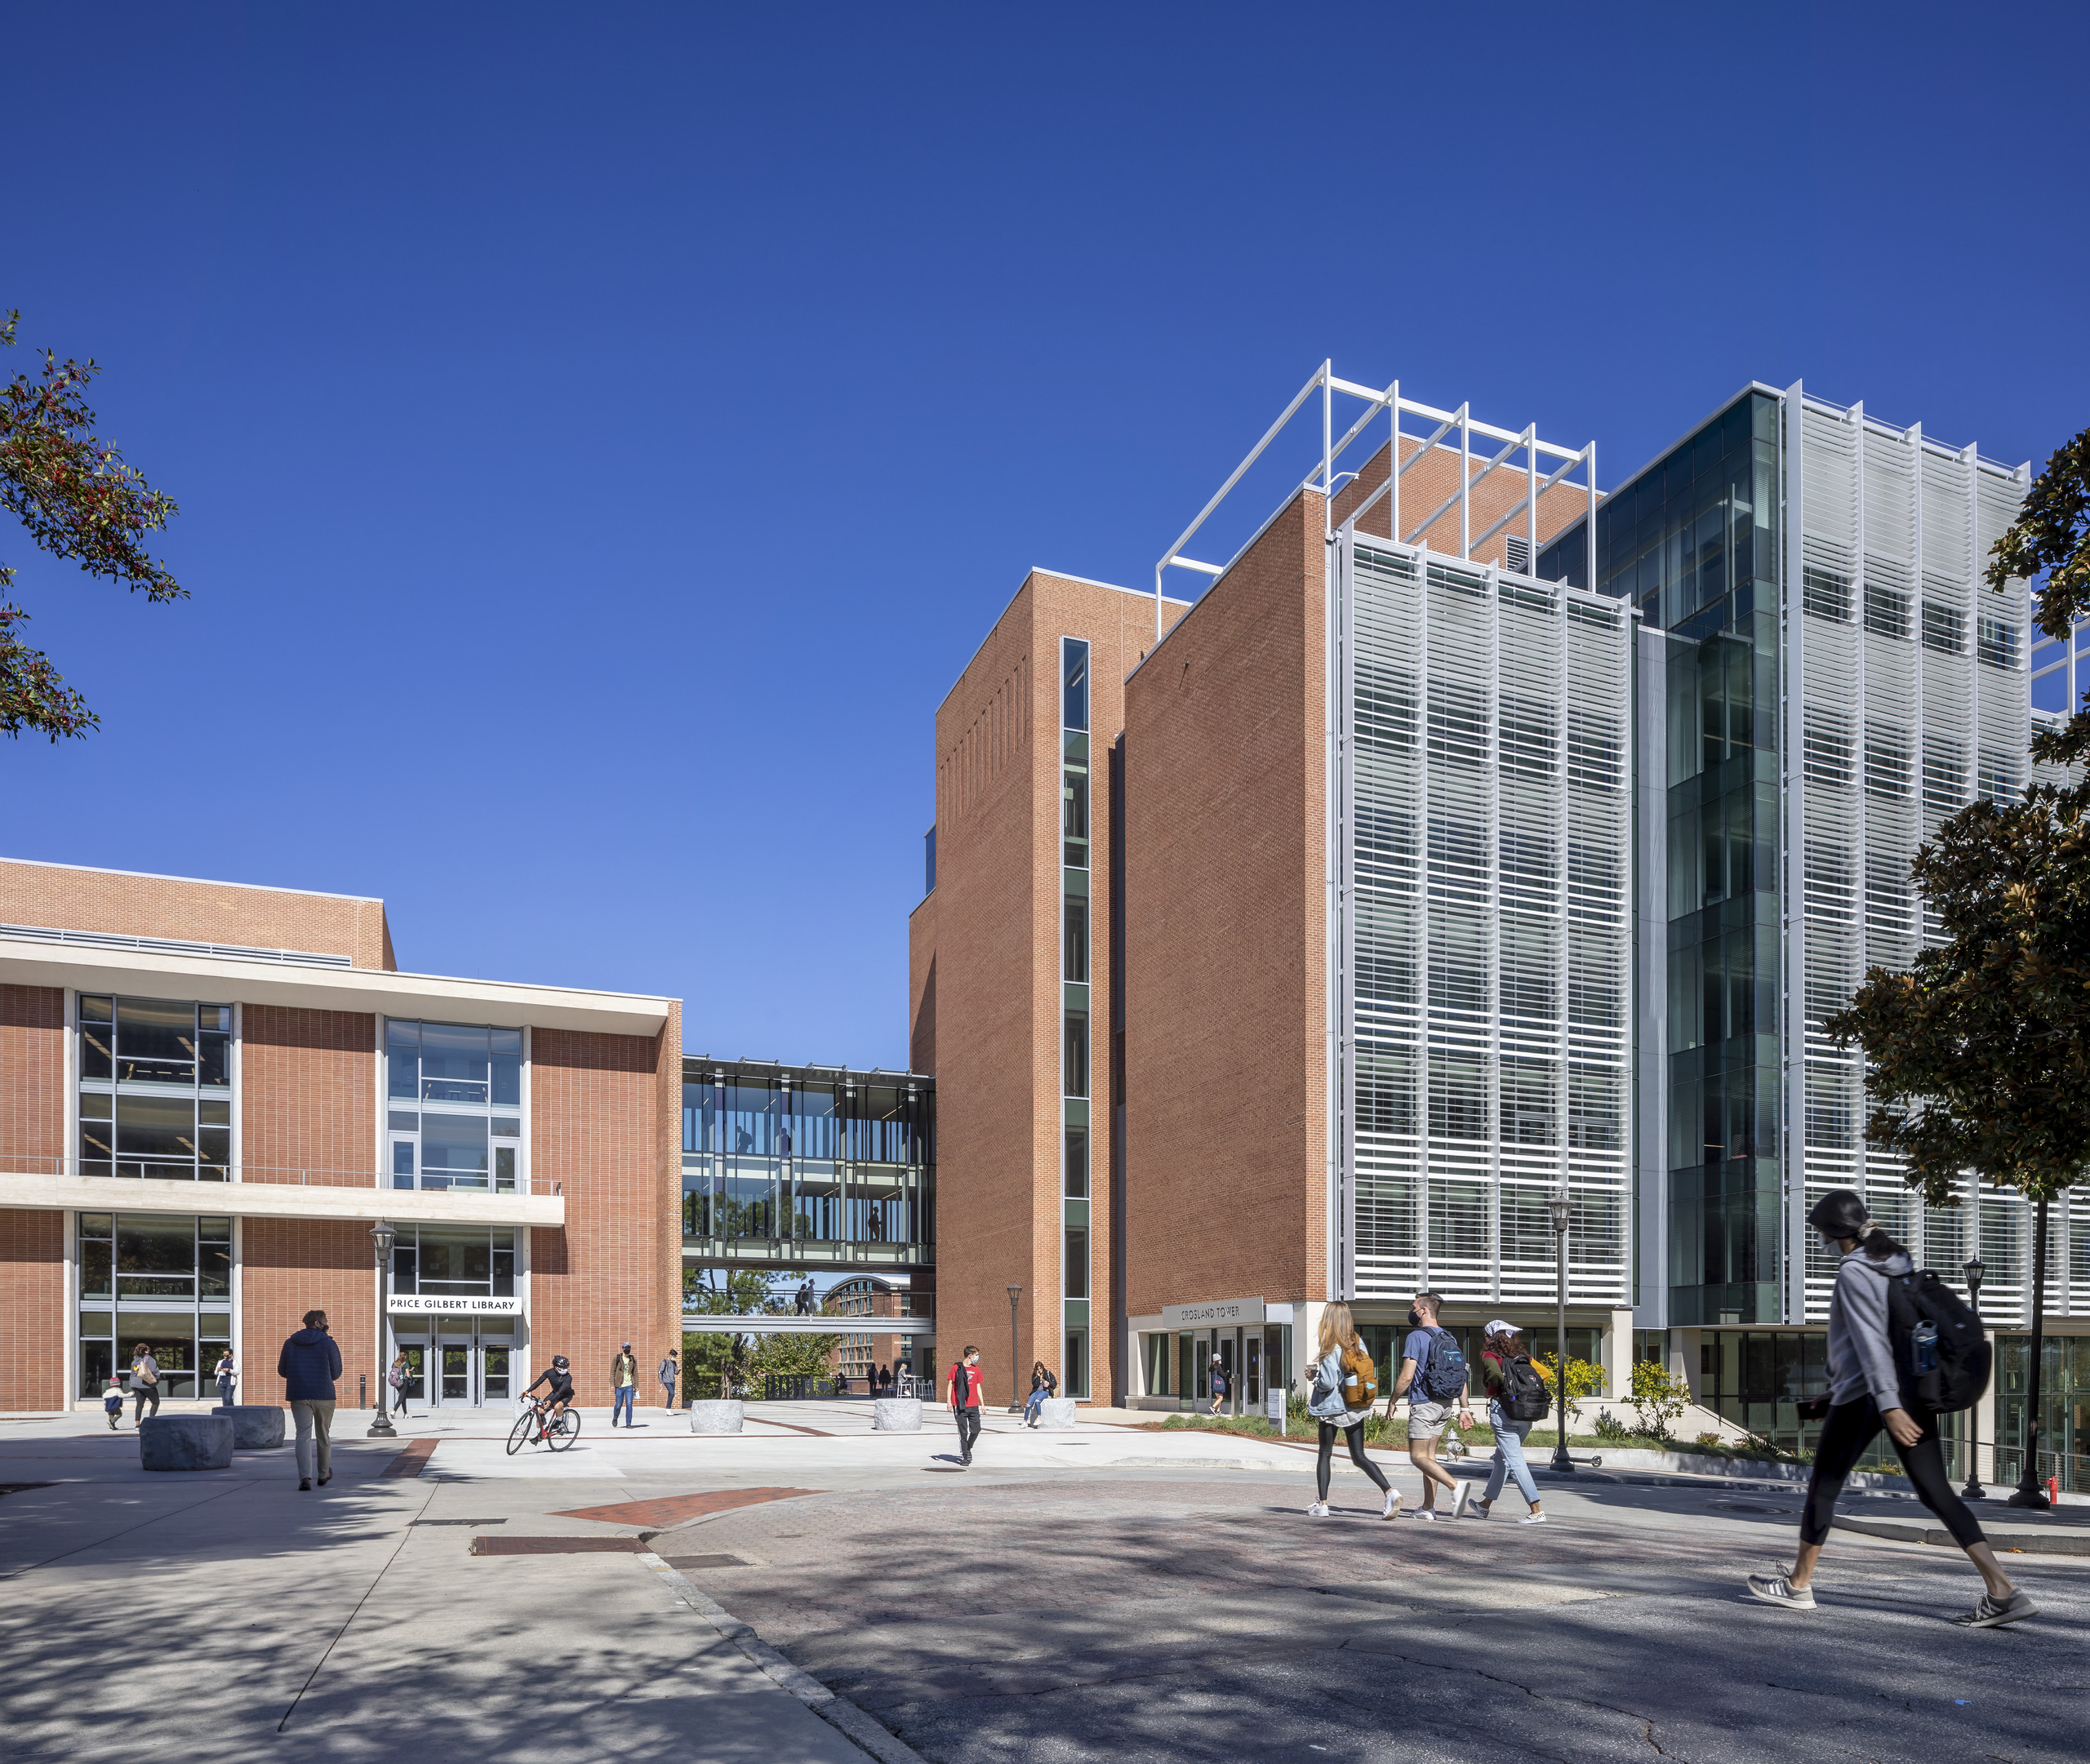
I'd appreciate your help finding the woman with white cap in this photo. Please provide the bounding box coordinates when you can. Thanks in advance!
[1473,1319,1547,1523]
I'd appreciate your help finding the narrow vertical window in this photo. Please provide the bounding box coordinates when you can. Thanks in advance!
[1060,636,1092,1400]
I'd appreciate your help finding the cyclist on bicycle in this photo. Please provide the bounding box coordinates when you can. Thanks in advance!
[527,1354,576,1420]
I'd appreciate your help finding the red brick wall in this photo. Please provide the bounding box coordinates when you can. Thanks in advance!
[0,986,67,1411]
[908,894,936,1075]
[1122,491,1328,1319]
[927,571,1185,1406]
[528,1014,679,1407]
[0,1210,65,1411]
[1,984,66,1169]
[0,858,394,968]
[242,1218,380,1406]
[241,1006,377,1185]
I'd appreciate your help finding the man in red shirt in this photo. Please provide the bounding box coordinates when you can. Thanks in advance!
[945,1344,984,1467]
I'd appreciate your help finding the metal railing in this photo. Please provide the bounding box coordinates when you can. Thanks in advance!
[3,1155,561,1196]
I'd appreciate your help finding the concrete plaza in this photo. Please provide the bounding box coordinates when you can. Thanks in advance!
[2,1401,2083,1763]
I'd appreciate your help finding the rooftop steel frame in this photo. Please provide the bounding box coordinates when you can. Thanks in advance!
[1154,361,1599,638]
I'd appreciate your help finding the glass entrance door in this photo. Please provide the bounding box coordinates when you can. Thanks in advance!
[390,1317,514,1408]
[438,1326,477,1406]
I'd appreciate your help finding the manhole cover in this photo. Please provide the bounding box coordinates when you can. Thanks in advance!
[665,1553,749,1569]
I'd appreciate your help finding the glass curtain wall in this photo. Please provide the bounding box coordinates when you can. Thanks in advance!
[1061,637,1092,1398]
[78,995,233,1180]
[77,1211,232,1396]
[386,1021,524,1192]
[1545,393,1784,1323]
[681,1060,935,1266]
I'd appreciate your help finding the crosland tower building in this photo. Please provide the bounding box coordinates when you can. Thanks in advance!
[918,364,2086,1477]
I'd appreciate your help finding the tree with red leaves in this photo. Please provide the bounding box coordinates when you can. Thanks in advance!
[2,309,183,740]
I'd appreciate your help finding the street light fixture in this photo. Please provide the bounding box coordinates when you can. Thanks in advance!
[1961,1254,1986,1500]
[1007,1285,1023,1414]
[366,1222,398,1439]
[1547,1194,1573,1473]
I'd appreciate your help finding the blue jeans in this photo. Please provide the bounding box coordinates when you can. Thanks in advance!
[1024,1389,1049,1423]
[1483,1401,1541,1507]
[613,1386,636,1424]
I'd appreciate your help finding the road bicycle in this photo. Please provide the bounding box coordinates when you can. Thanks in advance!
[505,1395,583,1455]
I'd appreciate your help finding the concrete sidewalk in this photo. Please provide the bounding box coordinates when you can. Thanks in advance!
[0,1452,877,1763]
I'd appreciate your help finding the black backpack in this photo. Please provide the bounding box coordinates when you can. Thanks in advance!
[1498,1353,1551,1423]
[1887,1268,1990,1415]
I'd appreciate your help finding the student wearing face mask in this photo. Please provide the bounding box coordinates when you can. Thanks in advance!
[1745,1190,2034,1627]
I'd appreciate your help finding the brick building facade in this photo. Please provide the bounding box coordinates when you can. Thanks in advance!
[0,859,680,1417]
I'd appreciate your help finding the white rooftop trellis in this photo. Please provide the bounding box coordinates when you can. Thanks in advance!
[1153,361,1600,638]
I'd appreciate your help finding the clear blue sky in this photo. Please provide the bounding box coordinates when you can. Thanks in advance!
[7,5,2087,1069]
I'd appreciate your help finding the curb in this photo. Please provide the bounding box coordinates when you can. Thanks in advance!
[637,1550,928,1764]
[1833,1515,2090,1557]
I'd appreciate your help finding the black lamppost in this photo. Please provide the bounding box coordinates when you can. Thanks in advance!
[366,1221,397,1439]
[1961,1253,1986,1500]
[2008,1198,2053,1510]
[1007,1284,1023,1414]
[1548,1194,1573,1473]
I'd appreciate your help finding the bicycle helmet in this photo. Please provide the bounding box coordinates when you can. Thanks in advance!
[551,1354,570,1370]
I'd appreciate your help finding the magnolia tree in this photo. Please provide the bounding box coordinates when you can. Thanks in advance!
[2,310,183,740]
[1828,424,2090,1507]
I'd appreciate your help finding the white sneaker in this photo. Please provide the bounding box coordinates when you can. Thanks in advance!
[1450,1481,1472,1519]
[1412,1508,1438,1521]
[1306,1501,1330,1517]
[1381,1489,1403,1521]
[1745,1572,1817,1611]
[1517,1512,1548,1525]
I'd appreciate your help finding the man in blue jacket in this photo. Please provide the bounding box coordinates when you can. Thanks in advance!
[279,1309,344,1491]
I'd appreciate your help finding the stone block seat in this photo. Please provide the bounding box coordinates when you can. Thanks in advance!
[211,1405,287,1449]
[873,1397,923,1432]
[687,1401,744,1434]
[140,1415,234,1471]
[1034,1398,1078,1430]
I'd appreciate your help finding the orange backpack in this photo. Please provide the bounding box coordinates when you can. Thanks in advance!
[1339,1342,1379,1410]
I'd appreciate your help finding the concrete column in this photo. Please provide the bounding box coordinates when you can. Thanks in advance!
[1974,1327,1999,1486]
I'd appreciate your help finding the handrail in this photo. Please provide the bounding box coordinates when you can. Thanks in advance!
[2,1155,561,1196]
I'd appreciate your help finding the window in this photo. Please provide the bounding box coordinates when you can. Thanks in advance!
[1802,567,1852,621]
[78,1211,231,1397]
[390,1224,515,1295]
[386,1021,524,1192]
[1863,581,1910,639]
[78,996,233,1180]
[1060,635,1092,1404]
[1863,723,1911,799]
[1921,601,1964,655]
[1977,615,2019,669]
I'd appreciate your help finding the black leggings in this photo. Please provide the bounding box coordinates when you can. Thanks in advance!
[1318,1421,1391,1501]
[1800,1395,1984,1548]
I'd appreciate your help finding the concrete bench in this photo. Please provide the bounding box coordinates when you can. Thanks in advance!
[1034,1398,1078,1430]
[687,1401,744,1434]
[873,1397,923,1432]
[140,1415,234,1471]
[210,1405,287,1449]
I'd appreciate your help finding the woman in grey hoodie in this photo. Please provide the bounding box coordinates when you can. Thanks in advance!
[1746,1189,2034,1627]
